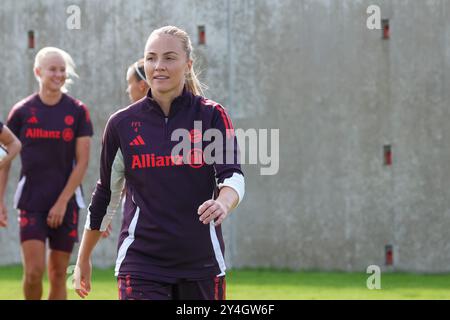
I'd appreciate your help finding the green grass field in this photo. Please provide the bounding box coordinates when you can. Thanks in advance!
[0,266,449,300]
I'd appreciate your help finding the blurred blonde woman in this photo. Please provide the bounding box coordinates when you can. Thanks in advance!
[0,47,93,300]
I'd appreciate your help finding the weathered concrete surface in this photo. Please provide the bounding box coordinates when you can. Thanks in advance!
[1,0,450,273]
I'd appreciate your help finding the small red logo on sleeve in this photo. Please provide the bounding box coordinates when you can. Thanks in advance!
[65,115,74,126]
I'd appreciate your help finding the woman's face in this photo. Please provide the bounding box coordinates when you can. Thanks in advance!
[126,67,147,103]
[144,34,192,96]
[35,53,66,92]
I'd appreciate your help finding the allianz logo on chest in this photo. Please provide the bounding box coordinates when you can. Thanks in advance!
[24,112,75,142]
[128,121,226,170]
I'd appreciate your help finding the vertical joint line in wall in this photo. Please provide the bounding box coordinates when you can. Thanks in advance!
[227,0,233,110]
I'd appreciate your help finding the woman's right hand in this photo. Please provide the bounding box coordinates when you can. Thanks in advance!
[74,259,92,299]
[0,202,7,227]
[101,223,113,238]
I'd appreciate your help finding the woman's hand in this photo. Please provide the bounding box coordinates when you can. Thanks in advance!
[74,259,92,299]
[0,201,7,228]
[198,199,229,227]
[198,187,240,227]
[101,223,113,238]
[47,199,67,229]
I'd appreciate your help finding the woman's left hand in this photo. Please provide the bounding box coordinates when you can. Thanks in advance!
[198,199,229,227]
[47,200,68,229]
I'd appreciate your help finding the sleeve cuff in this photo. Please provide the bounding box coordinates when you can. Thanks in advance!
[218,172,245,208]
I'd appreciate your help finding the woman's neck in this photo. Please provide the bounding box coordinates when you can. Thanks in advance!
[38,88,63,106]
[152,85,184,117]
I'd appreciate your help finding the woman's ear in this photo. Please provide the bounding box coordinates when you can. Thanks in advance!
[138,80,148,91]
[186,59,193,74]
[34,67,41,78]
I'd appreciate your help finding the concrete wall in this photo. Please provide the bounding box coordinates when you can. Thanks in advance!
[0,0,450,273]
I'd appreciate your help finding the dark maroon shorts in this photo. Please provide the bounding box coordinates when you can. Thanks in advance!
[19,201,79,253]
[117,275,226,300]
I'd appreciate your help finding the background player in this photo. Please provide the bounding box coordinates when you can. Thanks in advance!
[0,122,22,227]
[101,58,149,239]
[126,58,149,103]
[0,47,93,300]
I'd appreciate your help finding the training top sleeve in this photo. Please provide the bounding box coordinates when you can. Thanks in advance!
[85,116,125,231]
[211,104,245,207]
[76,103,94,138]
[6,106,22,138]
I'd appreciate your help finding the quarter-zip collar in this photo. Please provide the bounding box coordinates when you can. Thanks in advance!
[146,86,192,118]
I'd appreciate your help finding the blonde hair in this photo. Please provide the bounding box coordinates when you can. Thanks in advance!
[34,47,78,93]
[147,26,206,96]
